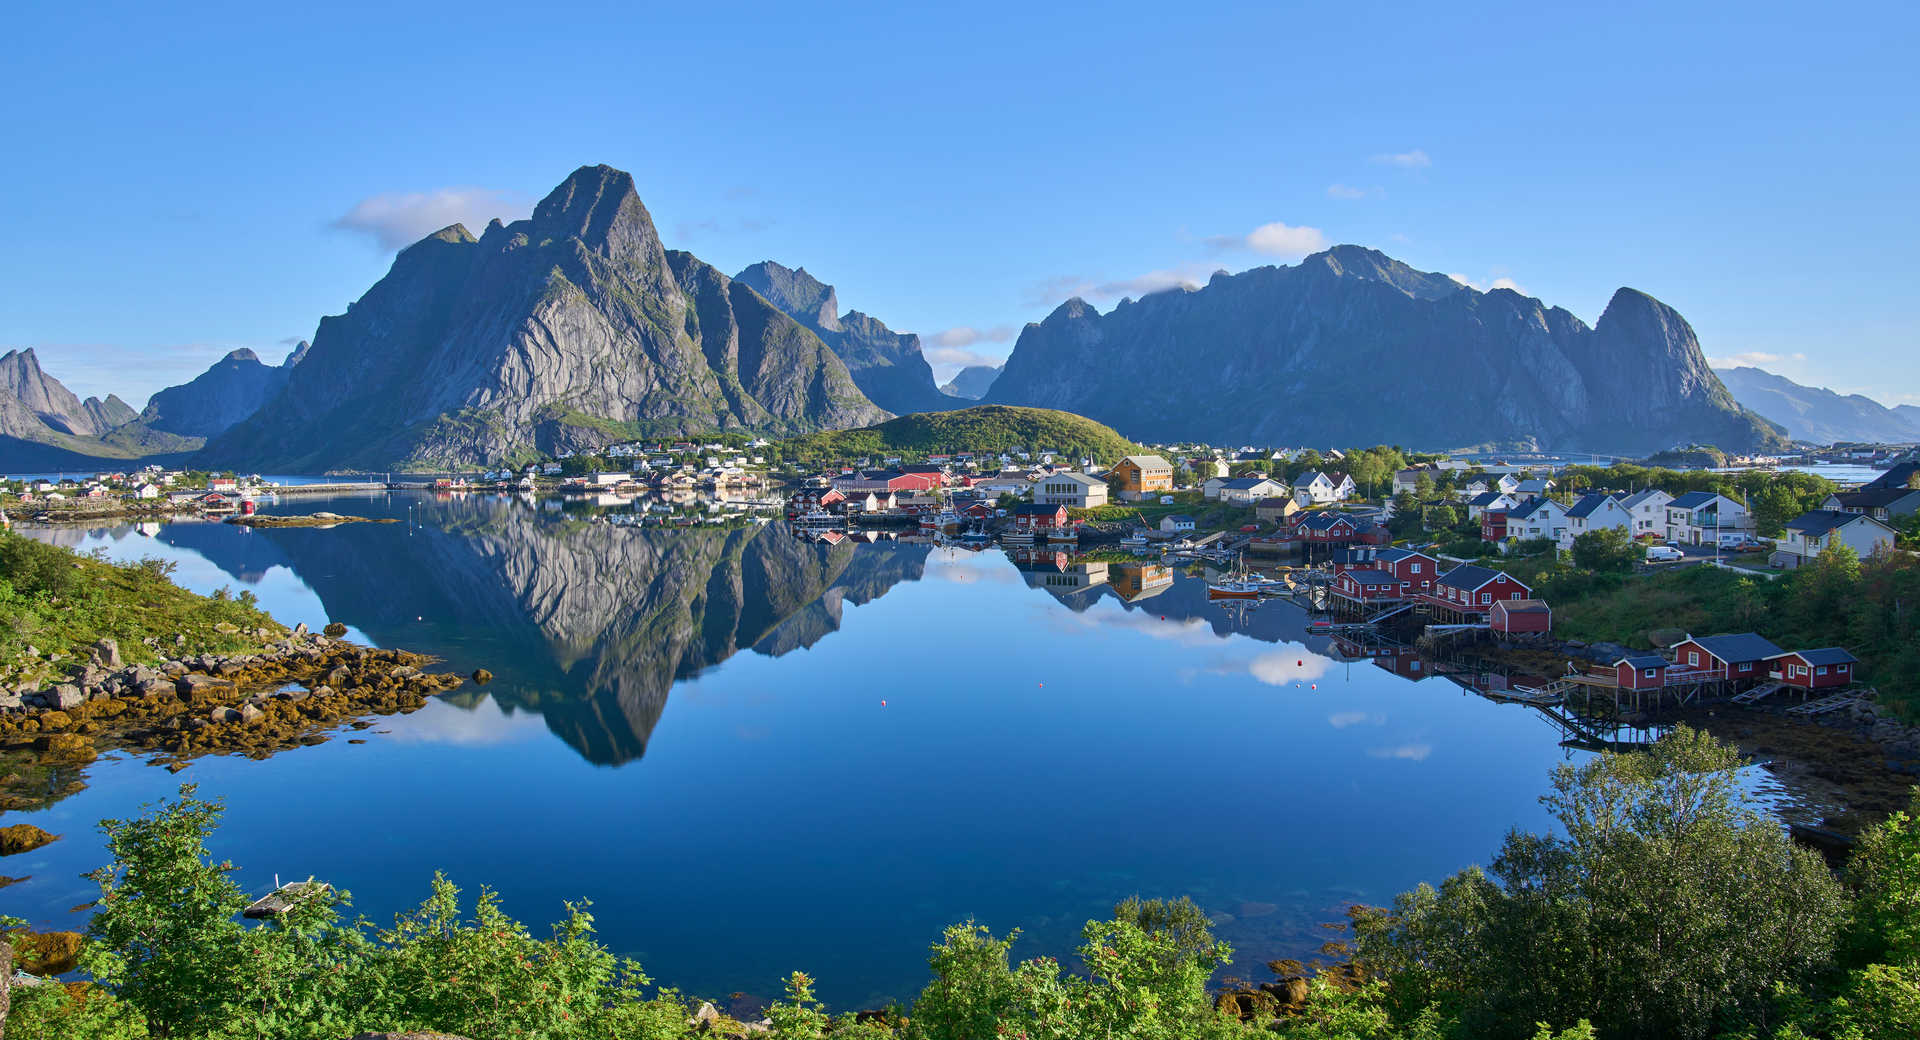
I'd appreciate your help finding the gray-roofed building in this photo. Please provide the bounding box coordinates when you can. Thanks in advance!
[1773,509,1897,567]
[1665,492,1752,545]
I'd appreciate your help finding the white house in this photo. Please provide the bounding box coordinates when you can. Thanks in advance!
[1494,474,1521,495]
[1391,468,1427,496]
[1465,491,1518,521]
[1514,478,1555,496]
[1506,496,1568,545]
[1204,476,1287,504]
[1665,492,1753,545]
[1618,489,1673,538]
[1035,471,1109,509]
[131,483,162,500]
[1296,470,1354,505]
[1159,514,1196,533]
[1563,492,1634,550]
[1772,510,1897,568]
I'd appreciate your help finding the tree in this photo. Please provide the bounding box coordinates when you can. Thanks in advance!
[1752,483,1803,538]
[1356,727,1845,1040]
[1570,528,1638,573]
[1413,472,1436,503]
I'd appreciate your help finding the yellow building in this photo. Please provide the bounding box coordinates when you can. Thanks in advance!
[1109,455,1173,502]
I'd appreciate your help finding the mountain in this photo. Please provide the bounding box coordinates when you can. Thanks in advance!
[734,260,957,415]
[1714,366,1920,444]
[781,405,1139,462]
[140,344,306,438]
[0,348,133,436]
[984,245,1784,454]
[199,165,887,471]
[941,364,1002,399]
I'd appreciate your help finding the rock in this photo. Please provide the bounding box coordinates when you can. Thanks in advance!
[1263,977,1311,1005]
[136,678,177,699]
[322,622,348,638]
[37,733,93,760]
[692,1002,721,1027]
[0,690,21,711]
[209,706,242,724]
[37,710,72,730]
[6,929,83,974]
[293,622,308,637]
[271,688,310,703]
[326,666,351,687]
[177,674,235,697]
[91,637,123,668]
[0,824,57,856]
[238,703,265,725]
[471,668,493,685]
[160,660,188,678]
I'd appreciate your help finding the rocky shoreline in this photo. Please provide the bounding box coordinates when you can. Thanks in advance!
[0,627,473,813]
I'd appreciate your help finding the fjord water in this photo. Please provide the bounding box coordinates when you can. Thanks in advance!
[13,493,1583,1007]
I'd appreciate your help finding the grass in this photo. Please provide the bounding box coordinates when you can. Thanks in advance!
[0,532,284,689]
[776,405,1140,465]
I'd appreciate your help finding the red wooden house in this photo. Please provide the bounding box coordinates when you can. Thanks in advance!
[1766,648,1858,690]
[1610,654,1671,691]
[1011,503,1071,533]
[1669,633,1785,684]
[1433,564,1533,610]
[1329,546,1381,575]
[1481,509,1510,542]
[1374,548,1440,594]
[1332,568,1405,603]
[1489,599,1551,634]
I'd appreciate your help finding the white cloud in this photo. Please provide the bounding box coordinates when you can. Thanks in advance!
[332,186,533,250]
[1247,651,1333,686]
[923,343,1011,381]
[1326,184,1380,200]
[927,325,1018,348]
[1327,711,1384,729]
[1022,264,1222,309]
[1370,148,1431,169]
[1367,743,1433,761]
[1205,222,1329,259]
[1705,351,1808,369]
[1448,272,1530,296]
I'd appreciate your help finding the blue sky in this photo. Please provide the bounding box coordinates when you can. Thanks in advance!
[5,1,1916,408]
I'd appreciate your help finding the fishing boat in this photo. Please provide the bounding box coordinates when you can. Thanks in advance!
[1207,553,1286,599]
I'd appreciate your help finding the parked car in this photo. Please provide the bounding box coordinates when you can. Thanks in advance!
[1646,545,1685,563]
[1240,524,1259,532]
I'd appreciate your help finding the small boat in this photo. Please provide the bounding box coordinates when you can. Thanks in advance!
[1207,552,1284,599]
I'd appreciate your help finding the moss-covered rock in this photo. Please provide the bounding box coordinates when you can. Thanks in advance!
[0,823,58,855]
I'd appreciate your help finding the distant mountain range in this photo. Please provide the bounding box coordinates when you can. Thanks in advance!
[198,165,888,470]
[941,364,1002,399]
[14,166,1879,471]
[1713,366,1920,445]
[734,261,960,415]
[984,246,1784,454]
[142,344,306,438]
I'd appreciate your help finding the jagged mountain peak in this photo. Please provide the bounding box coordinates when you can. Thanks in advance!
[1303,245,1468,301]
[283,340,310,368]
[223,348,263,364]
[736,260,842,335]
[530,164,661,260]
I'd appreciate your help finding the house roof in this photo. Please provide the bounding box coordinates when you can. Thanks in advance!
[1344,569,1401,587]
[1218,477,1278,490]
[1836,488,1920,508]
[1507,495,1554,520]
[1043,471,1105,487]
[1164,514,1194,524]
[1300,512,1355,531]
[1469,491,1508,507]
[1669,491,1725,510]
[1866,461,1920,491]
[1786,510,1860,536]
[1681,633,1786,663]
[1437,564,1522,592]
[1119,455,1171,471]
[1564,493,1617,519]
[1496,599,1550,614]
[1375,547,1433,563]
[1616,654,1670,669]
[1013,502,1066,515]
[1770,647,1858,666]
[1621,489,1670,509]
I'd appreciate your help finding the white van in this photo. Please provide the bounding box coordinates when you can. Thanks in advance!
[1646,545,1685,563]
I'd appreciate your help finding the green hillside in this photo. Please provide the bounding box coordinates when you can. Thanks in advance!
[776,405,1140,464]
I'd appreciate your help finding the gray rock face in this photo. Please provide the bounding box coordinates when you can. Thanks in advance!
[139,347,303,438]
[941,363,1002,399]
[198,166,886,470]
[1715,366,1920,444]
[735,260,955,416]
[984,244,1786,454]
[0,348,122,435]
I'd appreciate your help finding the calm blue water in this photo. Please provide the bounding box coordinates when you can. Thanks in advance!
[4,494,1662,1008]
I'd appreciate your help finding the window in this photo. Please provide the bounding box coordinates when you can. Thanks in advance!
[1839,664,1850,673]
[1644,668,1657,678]
[1411,563,1421,573]
[1688,651,1700,666]
[1817,666,1829,676]
[1481,593,1492,604]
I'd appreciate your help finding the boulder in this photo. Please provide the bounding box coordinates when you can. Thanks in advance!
[0,824,57,856]
[238,702,265,725]
[48,685,85,710]
[177,674,235,697]
[293,622,309,638]
[322,622,348,638]
[209,706,242,724]
[160,660,188,678]
[137,678,177,699]
[471,669,493,685]
[6,929,83,974]
[91,637,123,668]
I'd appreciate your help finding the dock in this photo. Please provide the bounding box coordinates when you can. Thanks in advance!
[243,878,333,919]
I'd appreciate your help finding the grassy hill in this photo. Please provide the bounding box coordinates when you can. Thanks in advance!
[777,405,1141,465]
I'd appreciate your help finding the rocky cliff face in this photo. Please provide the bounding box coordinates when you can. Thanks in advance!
[984,245,1784,454]
[199,166,887,471]
[941,364,1002,399]
[0,348,131,436]
[1714,366,1920,444]
[735,260,956,415]
[141,346,304,438]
